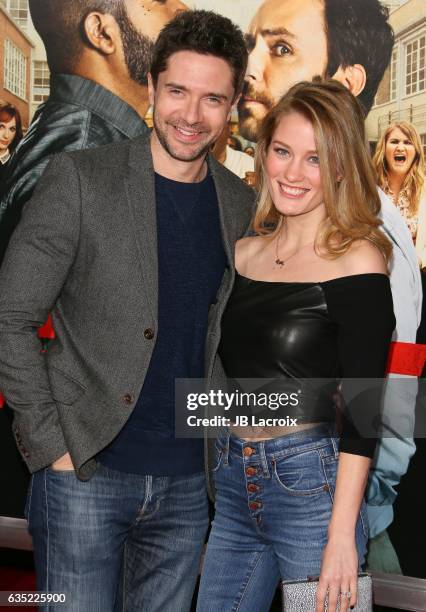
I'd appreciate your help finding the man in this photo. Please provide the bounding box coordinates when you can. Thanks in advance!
[0,0,187,260]
[238,0,421,571]
[0,10,254,611]
[0,0,186,531]
[238,0,394,143]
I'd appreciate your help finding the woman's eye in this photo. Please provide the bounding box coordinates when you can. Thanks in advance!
[274,147,289,157]
[308,156,320,165]
[271,42,292,57]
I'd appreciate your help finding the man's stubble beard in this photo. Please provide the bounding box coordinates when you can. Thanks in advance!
[237,82,275,142]
[153,112,214,163]
[237,105,264,143]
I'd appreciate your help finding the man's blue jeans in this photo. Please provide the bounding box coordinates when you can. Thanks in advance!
[25,463,209,611]
[197,426,368,612]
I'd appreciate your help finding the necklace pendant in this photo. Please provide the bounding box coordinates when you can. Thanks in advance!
[275,258,285,267]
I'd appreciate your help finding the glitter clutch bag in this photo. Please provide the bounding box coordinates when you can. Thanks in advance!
[282,573,372,611]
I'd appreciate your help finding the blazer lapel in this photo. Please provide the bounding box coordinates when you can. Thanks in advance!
[124,134,158,321]
[208,154,237,270]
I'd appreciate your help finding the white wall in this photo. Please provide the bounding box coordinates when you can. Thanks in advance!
[192,0,263,31]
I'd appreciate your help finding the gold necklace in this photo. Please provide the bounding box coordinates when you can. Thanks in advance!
[274,229,314,268]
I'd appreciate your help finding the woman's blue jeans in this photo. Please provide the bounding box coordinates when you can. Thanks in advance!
[197,425,368,612]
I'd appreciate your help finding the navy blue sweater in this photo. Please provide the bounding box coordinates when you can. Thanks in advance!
[98,170,226,475]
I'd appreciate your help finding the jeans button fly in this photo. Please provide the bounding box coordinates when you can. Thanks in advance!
[249,501,262,510]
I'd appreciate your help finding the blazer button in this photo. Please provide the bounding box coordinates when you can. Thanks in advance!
[123,393,134,405]
[144,328,155,340]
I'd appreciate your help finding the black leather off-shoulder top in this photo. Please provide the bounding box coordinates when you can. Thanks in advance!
[218,273,395,457]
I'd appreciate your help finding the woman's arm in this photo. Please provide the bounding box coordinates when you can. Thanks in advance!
[316,453,370,612]
[316,241,395,612]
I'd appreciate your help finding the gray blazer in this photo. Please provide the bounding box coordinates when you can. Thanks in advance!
[0,133,255,483]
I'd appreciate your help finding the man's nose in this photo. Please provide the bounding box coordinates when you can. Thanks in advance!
[245,40,266,83]
[182,98,202,125]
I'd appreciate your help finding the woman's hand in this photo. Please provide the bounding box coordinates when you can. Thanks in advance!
[316,534,358,612]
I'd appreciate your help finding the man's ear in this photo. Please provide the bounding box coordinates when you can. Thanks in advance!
[83,12,119,55]
[331,64,366,97]
[148,73,155,107]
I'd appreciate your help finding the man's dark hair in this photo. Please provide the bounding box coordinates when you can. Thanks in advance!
[324,0,394,113]
[29,0,126,73]
[150,10,248,99]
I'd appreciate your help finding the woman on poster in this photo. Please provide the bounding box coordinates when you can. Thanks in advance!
[197,80,395,612]
[0,101,22,185]
[373,122,426,341]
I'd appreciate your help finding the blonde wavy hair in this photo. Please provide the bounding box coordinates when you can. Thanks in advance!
[253,79,392,262]
[373,121,425,216]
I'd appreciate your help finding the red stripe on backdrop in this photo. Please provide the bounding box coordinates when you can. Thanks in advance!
[386,342,426,376]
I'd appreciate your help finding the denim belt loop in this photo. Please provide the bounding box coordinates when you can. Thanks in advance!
[330,435,339,459]
[327,423,339,459]
[223,429,231,465]
[258,443,270,478]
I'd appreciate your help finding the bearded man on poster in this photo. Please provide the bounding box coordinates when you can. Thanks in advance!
[0,0,187,261]
[238,0,421,572]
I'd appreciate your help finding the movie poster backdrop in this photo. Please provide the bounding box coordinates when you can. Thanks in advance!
[0,0,425,588]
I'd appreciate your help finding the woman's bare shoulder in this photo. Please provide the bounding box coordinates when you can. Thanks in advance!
[340,239,388,275]
[235,235,268,272]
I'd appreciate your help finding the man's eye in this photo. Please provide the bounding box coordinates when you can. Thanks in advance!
[271,42,292,57]
[207,97,221,105]
[170,89,183,96]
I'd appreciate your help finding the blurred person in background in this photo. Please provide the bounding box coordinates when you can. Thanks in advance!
[227,135,243,151]
[212,125,254,179]
[0,101,23,184]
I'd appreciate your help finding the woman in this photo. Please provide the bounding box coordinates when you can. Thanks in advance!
[373,121,425,267]
[197,80,395,612]
[0,100,23,184]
